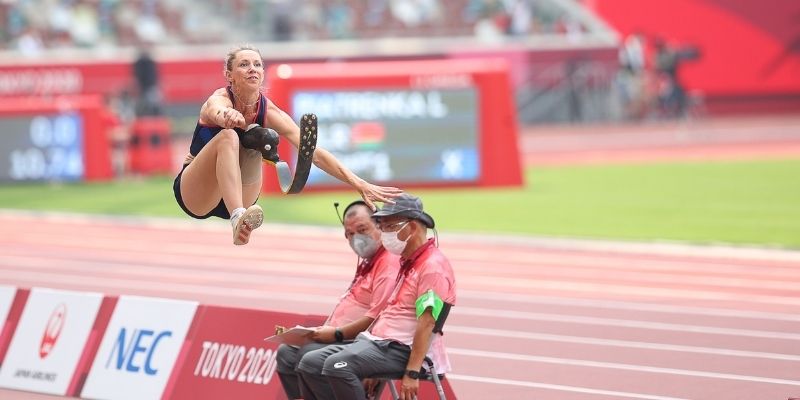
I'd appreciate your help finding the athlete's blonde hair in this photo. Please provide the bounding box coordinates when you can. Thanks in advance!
[224,44,263,81]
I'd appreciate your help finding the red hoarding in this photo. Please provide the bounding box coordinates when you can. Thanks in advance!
[164,305,457,400]
[587,0,800,112]
[164,306,325,400]
[0,61,223,102]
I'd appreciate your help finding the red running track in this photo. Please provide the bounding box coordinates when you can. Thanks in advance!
[0,211,799,400]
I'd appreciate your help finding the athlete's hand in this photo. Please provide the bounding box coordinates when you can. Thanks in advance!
[357,182,403,211]
[218,107,246,130]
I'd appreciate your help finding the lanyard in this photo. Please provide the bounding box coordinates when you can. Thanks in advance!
[324,257,372,325]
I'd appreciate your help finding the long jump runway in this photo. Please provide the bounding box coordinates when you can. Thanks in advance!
[0,211,799,399]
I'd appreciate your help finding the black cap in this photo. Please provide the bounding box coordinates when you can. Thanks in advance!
[372,193,435,229]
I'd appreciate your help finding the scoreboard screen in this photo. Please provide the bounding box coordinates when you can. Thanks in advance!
[265,59,522,192]
[0,113,84,182]
[291,88,480,187]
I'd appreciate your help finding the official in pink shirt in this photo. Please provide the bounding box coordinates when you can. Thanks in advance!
[297,193,456,400]
[276,200,400,400]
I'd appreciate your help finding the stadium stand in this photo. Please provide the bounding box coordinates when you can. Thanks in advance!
[0,0,597,50]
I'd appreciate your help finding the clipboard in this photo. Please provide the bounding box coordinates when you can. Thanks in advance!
[264,325,315,346]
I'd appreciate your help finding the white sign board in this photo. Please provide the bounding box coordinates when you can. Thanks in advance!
[0,287,103,395]
[82,295,198,400]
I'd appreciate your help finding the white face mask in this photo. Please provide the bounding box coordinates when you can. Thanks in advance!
[349,233,380,259]
[380,222,410,255]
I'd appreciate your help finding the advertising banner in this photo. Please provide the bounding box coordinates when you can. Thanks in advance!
[165,306,324,400]
[81,296,197,400]
[0,285,15,333]
[0,285,19,364]
[0,288,102,395]
[165,306,456,400]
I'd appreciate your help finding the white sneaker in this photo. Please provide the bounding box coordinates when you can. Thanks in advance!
[232,204,263,245]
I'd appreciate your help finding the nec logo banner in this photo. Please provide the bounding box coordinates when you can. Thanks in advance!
[81,296,197,400]
[0,288,102,395]
[106,328,172,376]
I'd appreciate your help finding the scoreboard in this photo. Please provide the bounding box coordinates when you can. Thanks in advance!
[265,58,522,191]
[0,113,84,182]
[291,88,480,185]
[0,96,112,182]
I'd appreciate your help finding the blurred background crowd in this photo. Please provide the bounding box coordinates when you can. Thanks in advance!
[0,0,711,127]
[1,0,585,50]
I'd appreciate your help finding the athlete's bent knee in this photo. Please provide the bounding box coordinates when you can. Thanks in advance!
[215,129,241,152]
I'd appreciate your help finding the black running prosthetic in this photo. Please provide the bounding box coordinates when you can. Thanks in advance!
[278,113,317,194]
[235,114,317,194]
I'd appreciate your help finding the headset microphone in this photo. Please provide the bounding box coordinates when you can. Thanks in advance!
[333,202,344,225]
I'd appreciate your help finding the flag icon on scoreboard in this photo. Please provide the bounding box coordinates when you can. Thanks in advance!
[350,122,386,150]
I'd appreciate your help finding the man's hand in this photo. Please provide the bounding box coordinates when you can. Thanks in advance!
[310,325,337,343]
[362,378,379,397]
[399,375,419,400]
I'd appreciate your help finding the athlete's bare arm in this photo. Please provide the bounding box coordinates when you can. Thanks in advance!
[265,100,402,208]
[199,88,246,129]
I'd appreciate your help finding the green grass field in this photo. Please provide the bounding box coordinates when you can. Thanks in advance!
[1,159,799,248]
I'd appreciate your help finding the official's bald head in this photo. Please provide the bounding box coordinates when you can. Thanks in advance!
[344,202,373,222]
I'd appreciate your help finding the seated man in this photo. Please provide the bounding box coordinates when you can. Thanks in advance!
[276,200,400,399]
[297,193,456,400]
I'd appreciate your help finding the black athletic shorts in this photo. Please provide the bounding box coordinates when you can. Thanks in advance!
[173,164,231,220]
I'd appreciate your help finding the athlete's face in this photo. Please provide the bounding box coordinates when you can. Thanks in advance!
[227,50,264,89]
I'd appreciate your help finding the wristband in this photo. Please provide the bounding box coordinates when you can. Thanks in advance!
[405,369,420,380]
[334,328,344,343]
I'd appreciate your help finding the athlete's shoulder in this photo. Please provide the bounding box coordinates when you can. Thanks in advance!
[265,97,280,110]
[210,87,230,98]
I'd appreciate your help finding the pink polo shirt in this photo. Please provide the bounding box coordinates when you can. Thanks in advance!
[367,239,457,374]
[327,246,401,327]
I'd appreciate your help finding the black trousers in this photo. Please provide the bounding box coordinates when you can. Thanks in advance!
[296,335,411,400]
[276,342,330,399]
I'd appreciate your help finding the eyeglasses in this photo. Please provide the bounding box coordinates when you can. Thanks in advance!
[378,220,409,232]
